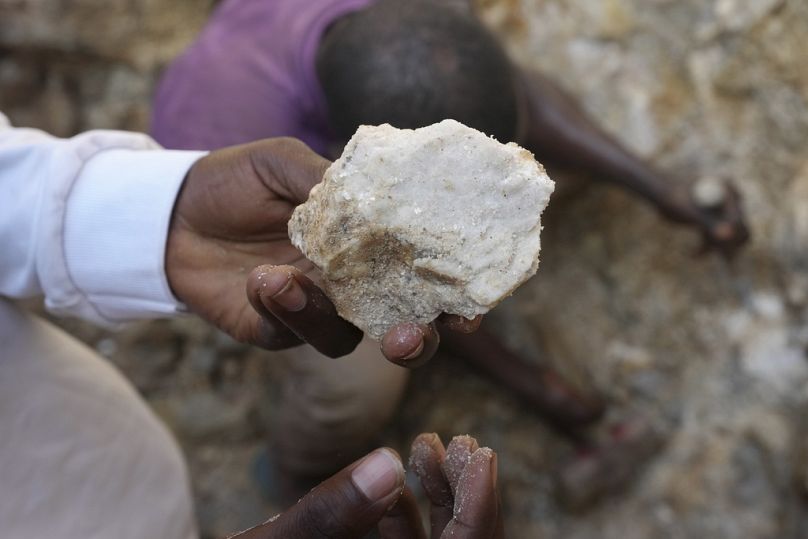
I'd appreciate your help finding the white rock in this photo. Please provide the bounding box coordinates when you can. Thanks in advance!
[289,119,555,339]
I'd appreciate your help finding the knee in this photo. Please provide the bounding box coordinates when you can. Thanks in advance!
[285,371,404,439]
[278,341,410,440]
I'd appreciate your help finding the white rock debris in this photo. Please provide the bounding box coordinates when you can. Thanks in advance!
[288,119,555,339]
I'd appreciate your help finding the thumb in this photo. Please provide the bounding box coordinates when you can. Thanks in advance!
[232,448,405,539]
[249,137,331,204]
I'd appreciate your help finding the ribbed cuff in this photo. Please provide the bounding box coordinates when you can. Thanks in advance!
[63,148,206,322]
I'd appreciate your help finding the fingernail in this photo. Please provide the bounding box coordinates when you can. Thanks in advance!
[421,432,440,447]
[409,432,440,468]
[451,435,479,454]
[352,448,404,501]
[400,337,425,361]
[262,270,306,311]
[409,442,429,468]
[381,323,425,362]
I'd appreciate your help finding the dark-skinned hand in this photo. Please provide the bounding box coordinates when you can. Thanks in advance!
[517,71,750,260]
[692,182,750,259]
[229,433,502,539]
[165,138,478,365]
[660,179,750,259]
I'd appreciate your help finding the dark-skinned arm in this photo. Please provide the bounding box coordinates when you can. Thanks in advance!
[440,323,605,440]
[516,70,749,256]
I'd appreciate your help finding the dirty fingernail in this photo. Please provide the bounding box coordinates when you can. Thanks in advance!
[262,270,306,311]
[400,337,425,361]
[382,323,426,361]
[352,448,404,501]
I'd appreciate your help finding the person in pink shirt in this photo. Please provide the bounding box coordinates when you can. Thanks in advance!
[152,0,372,155]
[153,0,749,506]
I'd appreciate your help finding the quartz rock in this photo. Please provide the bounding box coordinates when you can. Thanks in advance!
[289,119,555,339]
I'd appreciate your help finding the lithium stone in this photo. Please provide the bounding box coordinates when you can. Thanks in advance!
[288,119,555,339]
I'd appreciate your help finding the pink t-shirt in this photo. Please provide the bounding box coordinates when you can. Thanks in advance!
[151,0,373,156]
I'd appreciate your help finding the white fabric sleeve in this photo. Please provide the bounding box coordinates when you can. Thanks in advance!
[0,112,207,326]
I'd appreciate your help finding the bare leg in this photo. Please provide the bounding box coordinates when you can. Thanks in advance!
[268,336,409,503]
[554,415,667,511]
[439,323,605,441]
[440,323,665,509]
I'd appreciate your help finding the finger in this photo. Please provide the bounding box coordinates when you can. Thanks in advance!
[437,314,483,334]
[249,265,363,358]
[233,448,405,539]
[245,269,304,350]
[441,448,499,539]
[442,435,479,497]
[410,433,454,535]
[381,322,440,368]
[377,487,427,539]
[241,309,305,350]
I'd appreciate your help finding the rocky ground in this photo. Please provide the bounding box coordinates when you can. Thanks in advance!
[3,0,808,537]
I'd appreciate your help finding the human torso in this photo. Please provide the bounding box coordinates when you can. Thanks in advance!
[151,0,374,156]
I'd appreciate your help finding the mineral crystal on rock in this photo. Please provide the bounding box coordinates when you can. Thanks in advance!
[288,119,555,339]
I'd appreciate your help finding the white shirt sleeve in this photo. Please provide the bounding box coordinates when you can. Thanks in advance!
[0,112,207,326]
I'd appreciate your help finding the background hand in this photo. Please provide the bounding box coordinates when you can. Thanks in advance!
[654,177,750,259]
[689,179,750,259]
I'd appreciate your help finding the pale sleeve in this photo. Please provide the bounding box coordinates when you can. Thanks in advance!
[0,112,207,325]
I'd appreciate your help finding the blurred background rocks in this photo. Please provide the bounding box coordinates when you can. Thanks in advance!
[3,0,808,537]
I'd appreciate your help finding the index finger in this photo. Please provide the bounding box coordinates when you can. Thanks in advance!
[247,265,363,358]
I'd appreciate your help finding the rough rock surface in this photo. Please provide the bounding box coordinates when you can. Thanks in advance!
[4,0,808,537]
[289,120,554,338]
